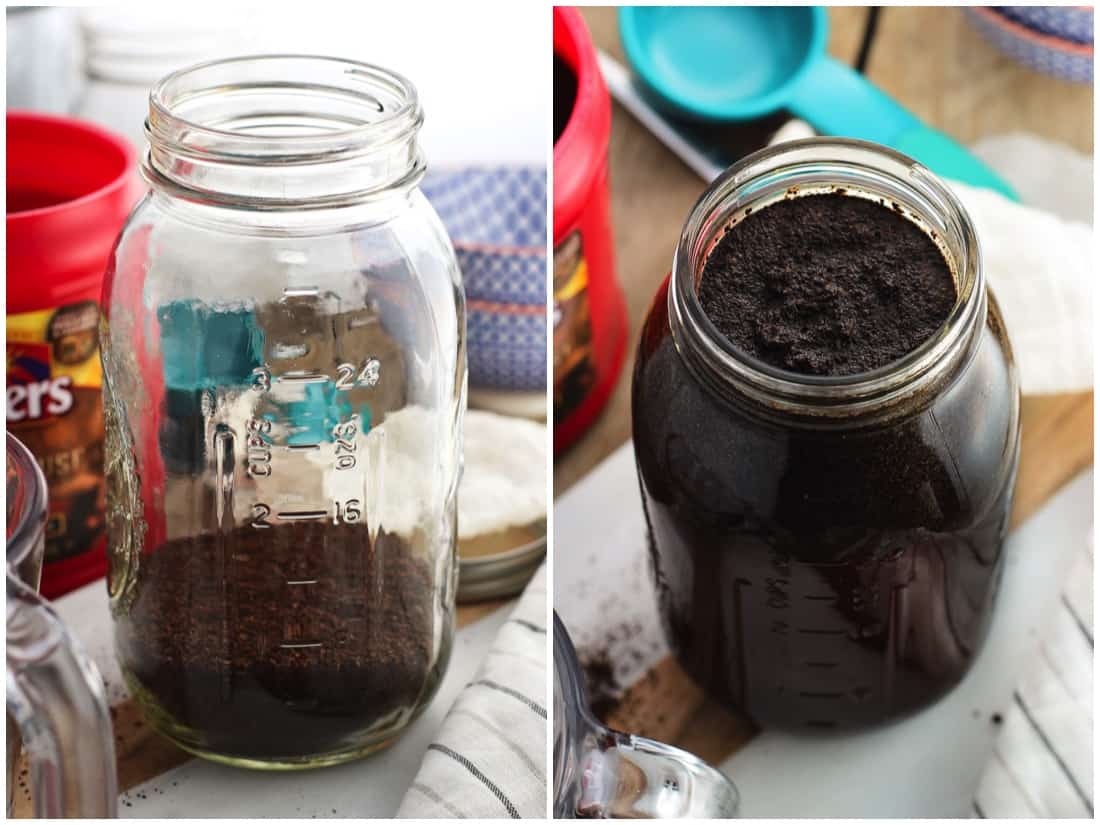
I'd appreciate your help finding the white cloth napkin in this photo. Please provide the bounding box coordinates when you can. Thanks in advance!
[949,179,1094,396]
[396,564,548,819]
[973,534,1094,818]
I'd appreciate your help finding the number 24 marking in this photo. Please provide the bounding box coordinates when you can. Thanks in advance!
[335,359,381,390]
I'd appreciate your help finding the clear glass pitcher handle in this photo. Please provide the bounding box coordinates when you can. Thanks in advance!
[6,572,118,817]
[577,727,739,818]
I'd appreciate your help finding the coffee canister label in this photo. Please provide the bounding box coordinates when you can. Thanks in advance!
[7,300,106,562]
[553,230,597,424]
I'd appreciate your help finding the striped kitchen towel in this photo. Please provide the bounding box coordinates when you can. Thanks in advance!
[397,564,547,819]
[973,533,1094,818]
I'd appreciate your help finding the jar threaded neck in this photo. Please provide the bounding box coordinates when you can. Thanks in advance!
[143,55,424,209]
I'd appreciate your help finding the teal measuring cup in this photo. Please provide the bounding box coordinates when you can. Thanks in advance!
[618,6,1018,200]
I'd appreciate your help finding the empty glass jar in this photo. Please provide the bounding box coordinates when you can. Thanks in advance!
[100,56,466,768]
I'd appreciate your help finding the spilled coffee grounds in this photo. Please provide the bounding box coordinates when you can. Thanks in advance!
[117,522,435,760]
[698,193,957,376]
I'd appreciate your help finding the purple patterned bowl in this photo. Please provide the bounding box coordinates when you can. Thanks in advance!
[1000,6,1093,45]
[966,7,1093,83]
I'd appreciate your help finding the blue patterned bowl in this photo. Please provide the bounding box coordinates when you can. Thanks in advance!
[467,304,546,391]
[422,167,547,391]
[966,7,1093,83]
[1000,6,1093,45]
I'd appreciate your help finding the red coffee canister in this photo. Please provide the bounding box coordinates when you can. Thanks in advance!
[7,111,140,599]
[553,7,628,454]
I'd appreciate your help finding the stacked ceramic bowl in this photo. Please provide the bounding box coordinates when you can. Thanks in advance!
[966,6,1093,83]
[422,167,546,415]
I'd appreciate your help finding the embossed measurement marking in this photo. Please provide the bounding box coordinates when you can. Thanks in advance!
[334,420,357,470]
[282,286,320,298]
[278,372,328,384]
[335,359,380,390]
[250,505,363,528]
[277,509,328,521]
[246,417,272,477]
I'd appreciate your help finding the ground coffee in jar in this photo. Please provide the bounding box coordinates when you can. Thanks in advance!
[633,140,1020,731]
[698,193,957,376]
[118,523,435,762]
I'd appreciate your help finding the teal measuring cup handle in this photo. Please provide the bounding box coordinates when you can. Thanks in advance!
[787,56,1019,201]
[892,126,1018,201]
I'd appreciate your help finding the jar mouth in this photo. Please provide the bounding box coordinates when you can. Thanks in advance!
[144,55,426,207]
[671,138,984,417]
[149,54,421,159]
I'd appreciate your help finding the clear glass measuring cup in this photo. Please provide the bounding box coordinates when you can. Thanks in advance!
[554,613,739,818]
[100,56,465,768]
[6,432,118,817]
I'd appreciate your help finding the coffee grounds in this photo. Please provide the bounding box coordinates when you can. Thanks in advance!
[698,193,957,376]
[117,522,435,761]
[578,650,622,721]
[554,53,578,144]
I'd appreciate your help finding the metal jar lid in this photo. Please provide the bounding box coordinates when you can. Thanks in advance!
[457,519,546,603]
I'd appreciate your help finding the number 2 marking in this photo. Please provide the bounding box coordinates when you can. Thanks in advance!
[252,503,272,529]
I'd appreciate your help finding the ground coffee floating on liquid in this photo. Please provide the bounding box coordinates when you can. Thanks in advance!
[698,193,957,375]
[117,522,435,761]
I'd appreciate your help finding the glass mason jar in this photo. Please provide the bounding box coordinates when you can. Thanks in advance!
[7,433,117,817]
[553,613,739,818]
[100,56,466,768]
[632,139,1020,731]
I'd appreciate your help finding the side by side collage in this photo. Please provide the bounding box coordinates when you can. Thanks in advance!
[4,2,1095,820]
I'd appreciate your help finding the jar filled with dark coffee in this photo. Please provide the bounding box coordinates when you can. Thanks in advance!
[100,57,465,768]
[632,139,1020,731]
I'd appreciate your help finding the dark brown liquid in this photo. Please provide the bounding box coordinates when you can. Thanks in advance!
[117,523,440,761]
[554,53,578,144]
[632,197,1019,730]
[7,187,74,213]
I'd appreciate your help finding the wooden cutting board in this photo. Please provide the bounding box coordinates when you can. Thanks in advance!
[556,4,1094,767]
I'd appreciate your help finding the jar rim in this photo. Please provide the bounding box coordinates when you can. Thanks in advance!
[148,54,422,156]
[143,54,426,209]
[670,137,985,418]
